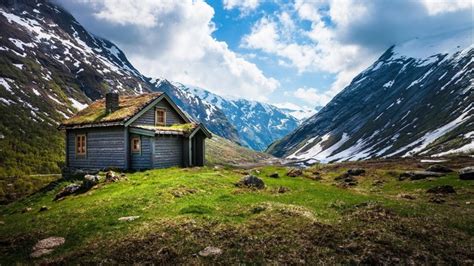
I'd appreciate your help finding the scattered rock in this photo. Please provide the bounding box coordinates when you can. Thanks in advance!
[426,165,453,173]
[287,168,303,177]
[398,193,416,200]
[372,180,384,186]
[235,175,265,189]
[198,246,222,257]
[399,171,444,180]
[83,174,100,189]
[22,207,32,213]
[429,196,446,204]
[105,170,119,182]
[39,206,49,212]
[31,237,65,258]
[118,216,140,222]
[277,186,290,193]
[254,169,261,174]
[268,172,279,178]
[54,184,81,201]
[0,220,4,225]
[347,168,366,176]
[171,188,198,198]
[426,185,456,194]
[335,173,358,187]
[459,167,474,180]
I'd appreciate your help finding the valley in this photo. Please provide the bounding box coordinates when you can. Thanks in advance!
[1,157,473,263]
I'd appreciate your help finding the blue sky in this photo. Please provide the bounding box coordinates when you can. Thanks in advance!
[57,0,472,111]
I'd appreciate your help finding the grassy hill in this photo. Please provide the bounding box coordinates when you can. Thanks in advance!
[0,159,473,264]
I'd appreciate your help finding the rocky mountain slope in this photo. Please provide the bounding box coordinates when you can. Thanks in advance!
[166,82,299,151]
[268,28,473,162]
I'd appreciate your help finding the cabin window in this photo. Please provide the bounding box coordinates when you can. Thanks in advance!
[76,134,86,156]
[131,137,141,153]
[155,108,166,126]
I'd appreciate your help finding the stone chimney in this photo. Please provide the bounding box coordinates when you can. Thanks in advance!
[105,92,119,113]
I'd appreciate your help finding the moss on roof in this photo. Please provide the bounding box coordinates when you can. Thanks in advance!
[133,123,198,134]
[62,93,163,126]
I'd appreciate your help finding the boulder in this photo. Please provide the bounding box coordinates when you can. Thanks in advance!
[459,167,474,180]
[198,246,222,257]
[236,175,265,189]
[22,207,32,213]
[426,164,453,173]
[54,184,81,201]
[83,174,100,189]
[287,168,303,177]
[39,206,49,212]
[268,172,279,178]
[347,168,366,176]
[426,185,456,194]
[399,171,444,180]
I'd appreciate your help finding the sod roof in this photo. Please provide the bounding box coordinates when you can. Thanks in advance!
[61,92,163,127]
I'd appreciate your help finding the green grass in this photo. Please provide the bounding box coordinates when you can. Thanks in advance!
[0,164,473,263]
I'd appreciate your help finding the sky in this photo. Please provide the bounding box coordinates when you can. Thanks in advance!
[55,0,473,112]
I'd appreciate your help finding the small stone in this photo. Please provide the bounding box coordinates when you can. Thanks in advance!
[198,246,222,257]
[429,196,445,204]
[398,193,416,200]
[22,207,33,213]
[347,168,365,176]
[466,202,471,205]
[39,206,48,212]
[31,248,54,258]
[31,237,65,258]
[459,167,474,180]
[33,237,65,251]
[287,168,303,177]
[277,186,290,193]
[268,172,279,178]
[118,216,140,222]
[0,221,4,225]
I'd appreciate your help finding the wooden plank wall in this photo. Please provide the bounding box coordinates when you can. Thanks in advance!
[132,99,186,127]
[130,134,153,170]
[67,127,126,169]
[153,135,184,168]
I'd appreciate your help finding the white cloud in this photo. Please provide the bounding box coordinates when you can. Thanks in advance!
[223,0,261,13]
[293,87,332,106]
[63,0,278,101]
[242,0,472,101]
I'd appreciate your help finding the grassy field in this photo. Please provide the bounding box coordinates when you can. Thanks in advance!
[0,158,473,263]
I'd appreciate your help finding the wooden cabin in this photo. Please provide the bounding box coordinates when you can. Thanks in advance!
[59,92,212,171]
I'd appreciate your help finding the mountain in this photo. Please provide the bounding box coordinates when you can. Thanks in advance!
[268,28,473,162]
[150,79,240,143]
[167,82,299,151]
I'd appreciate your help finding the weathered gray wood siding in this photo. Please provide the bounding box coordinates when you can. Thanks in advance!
[67,127,125,169]
[154,135,183,168]
[130,134,153,170]
[131,99,185,127]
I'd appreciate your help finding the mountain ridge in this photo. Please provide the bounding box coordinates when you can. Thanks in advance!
[268,29,473,162]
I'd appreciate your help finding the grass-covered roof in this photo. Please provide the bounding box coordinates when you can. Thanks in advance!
[61,93,163,126]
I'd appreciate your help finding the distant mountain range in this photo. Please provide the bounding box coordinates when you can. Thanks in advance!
[0,0,302,176]
[268,28,473,162]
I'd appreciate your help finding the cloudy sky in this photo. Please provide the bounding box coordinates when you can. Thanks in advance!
[55,0,472,111]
